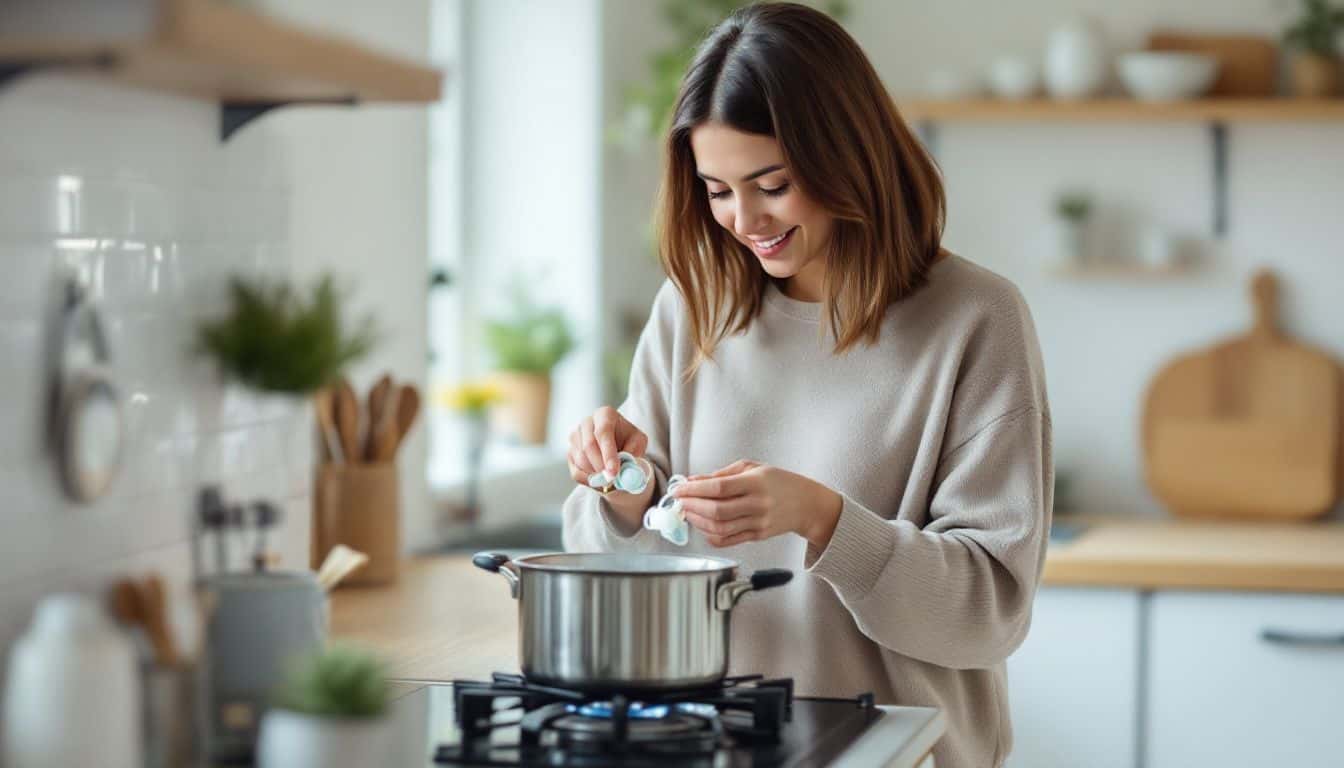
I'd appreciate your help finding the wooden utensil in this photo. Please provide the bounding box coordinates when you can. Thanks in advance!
[313,388,345,464]
[1142,269,1342,519]
[370,385,403,462]
[1146,32,1277,97]
[334,377,361,464]
[139,574,179,667]
[392,383,421,457]
[364,373,393,461]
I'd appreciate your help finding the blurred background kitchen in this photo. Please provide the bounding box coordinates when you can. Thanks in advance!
[1,0,1342,767]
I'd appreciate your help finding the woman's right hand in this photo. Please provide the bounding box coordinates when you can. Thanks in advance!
[567,406,649,485]
[568,407,656,533]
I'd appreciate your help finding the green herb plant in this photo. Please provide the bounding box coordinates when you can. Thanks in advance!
[1055,191,1093,223]
[197,275,375,394]
[484,285,576,375]
[1283,0,1344,57]
[274,644,389,719]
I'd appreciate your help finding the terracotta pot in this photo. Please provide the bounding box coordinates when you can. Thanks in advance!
[490,372,552,445]
[1289,52,1341,98]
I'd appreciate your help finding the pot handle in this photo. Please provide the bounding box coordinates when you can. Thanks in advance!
[716,568,793,611]
[472,552,520,599]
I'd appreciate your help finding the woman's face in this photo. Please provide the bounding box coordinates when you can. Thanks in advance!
[690,122,834,300]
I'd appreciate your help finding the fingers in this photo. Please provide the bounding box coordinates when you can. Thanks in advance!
[672,472,752,500]
[592,407,621,477]
[567,429,596,483]
[619,428,648,458]
[688,459,757,481]
[684,510,758,547]
[678,495,756,523]
[578,417,607,480]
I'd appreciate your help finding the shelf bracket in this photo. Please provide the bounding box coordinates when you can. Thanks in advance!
[1210,121,1228,238]
[220,96,358,142]
[917,120,939,159]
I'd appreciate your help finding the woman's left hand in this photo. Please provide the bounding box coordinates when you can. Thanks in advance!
[671,460,843,549]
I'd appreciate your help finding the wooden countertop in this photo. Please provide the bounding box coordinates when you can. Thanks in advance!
[331,518,1344,676]
[331,556,519,681]
[1042,516,1344,593]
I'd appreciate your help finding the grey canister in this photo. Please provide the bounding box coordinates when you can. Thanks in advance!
[203,571,327,762]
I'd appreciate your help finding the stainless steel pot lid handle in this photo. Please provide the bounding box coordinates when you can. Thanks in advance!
[472,552,521,598]
[716,568,793,611]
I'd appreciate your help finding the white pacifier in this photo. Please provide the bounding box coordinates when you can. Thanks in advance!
[587,451,651,495]
[643,474,690,546]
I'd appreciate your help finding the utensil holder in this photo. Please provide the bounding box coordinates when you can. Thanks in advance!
[312,463,400,586]
[144,662,197,768]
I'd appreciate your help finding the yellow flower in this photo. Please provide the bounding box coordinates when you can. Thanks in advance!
[436,379,505,415]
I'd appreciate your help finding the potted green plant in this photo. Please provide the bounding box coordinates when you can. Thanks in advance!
[196,274,376,394]
[1054,189,1094,266]
[1283,0,1344,97]
[483,287,576,445]
[256,644,391,768]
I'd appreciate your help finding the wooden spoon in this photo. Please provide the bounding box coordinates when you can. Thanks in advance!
[334,377,361,464]
[364,374,393,461]
[139,575,179,667]
[391,384,421,457]
[313,389,344,464]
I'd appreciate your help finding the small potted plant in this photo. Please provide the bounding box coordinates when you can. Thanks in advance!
[483,285,576,445]
[1054,190,1094,266]
[1283,0,1344,97]
[256,644,391,768]
[197,274,376,395]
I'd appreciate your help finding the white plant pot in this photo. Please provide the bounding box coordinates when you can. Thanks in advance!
[1056,219,1091,266]
[257,709,391,768]
[1044,17,1108,99]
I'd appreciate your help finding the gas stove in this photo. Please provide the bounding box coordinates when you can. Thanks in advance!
[388,672,944,768]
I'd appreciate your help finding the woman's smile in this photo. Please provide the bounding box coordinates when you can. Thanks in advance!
[746,226,798,259]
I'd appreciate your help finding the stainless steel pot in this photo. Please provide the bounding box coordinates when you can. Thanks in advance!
[472,552,792,692]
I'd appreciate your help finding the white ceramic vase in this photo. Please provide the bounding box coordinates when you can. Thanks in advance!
[257,709,391,768]
[1044,17,1108,99]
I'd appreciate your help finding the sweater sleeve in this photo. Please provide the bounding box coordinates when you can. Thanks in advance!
[562,283,679,553]
[803,405,1053,670]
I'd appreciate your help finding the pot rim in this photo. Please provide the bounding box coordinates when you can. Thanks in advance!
[511,552,739,576]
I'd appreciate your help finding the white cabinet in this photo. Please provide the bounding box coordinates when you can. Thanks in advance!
[1146,591,1344,768]
[1005,587,1141,768]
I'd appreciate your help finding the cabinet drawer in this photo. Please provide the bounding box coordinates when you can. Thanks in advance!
[1148,591,1344,768]
[1006,588,1140,768]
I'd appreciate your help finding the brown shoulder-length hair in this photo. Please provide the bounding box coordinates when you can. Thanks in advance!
[656,1,944,373]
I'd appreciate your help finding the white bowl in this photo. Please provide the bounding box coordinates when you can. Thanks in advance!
[1117,52,1219,101]
[988,56,1040,100]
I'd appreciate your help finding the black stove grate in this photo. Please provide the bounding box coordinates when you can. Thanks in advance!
[435,672,809,767]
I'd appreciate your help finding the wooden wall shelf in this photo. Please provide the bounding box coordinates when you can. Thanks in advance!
[902,98,1344,239]
[900,98,1344,123]
[0,0,443,140]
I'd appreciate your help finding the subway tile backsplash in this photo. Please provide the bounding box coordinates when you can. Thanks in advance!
[0,76,312,663]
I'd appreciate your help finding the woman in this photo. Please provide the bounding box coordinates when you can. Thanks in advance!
[562,4,1051,766]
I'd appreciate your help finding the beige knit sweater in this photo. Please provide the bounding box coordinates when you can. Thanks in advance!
[562,255,1053,768]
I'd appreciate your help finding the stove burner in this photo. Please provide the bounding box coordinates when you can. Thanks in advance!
[435,673,801,766]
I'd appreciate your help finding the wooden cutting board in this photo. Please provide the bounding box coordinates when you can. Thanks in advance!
[1146,32,1278,97]
[1141,269,1342,520]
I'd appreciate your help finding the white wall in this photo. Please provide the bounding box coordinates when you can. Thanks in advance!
[0,76,310,666]
[602,0,1344,518]
[0,0,436,668]
[259,0,436,549]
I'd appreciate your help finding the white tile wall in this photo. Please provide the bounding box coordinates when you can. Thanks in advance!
[0,75,313,665]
